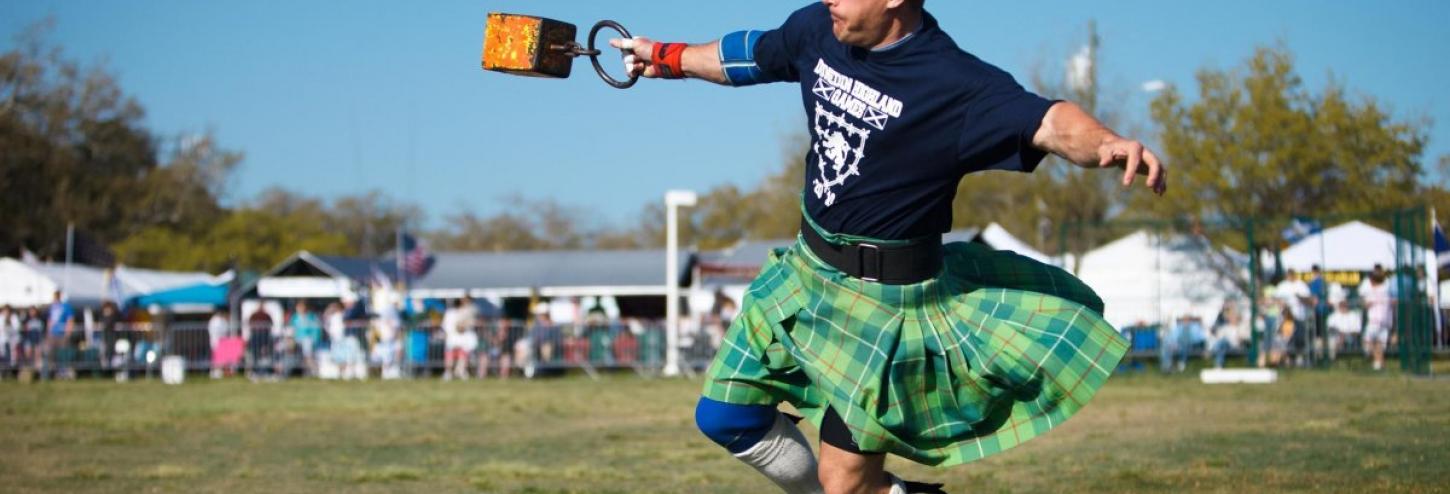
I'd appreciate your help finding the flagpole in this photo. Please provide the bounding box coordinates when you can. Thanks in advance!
[1431,208,1442,347]
[396,226,406,312]
[64,222,74,297]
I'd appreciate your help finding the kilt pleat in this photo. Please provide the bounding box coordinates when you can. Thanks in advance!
[701,236,1128,466]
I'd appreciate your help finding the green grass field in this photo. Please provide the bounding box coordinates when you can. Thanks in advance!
[1,368,1447,493]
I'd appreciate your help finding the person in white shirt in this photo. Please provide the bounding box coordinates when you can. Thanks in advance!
[324,302,363,379]
[0,306,20,371]
[1275,270,1312,321]
[207,309,230,379]
[1207,301,1250,368]
[324,303,347,352]
[370,295,403,380]
[1275,269,1313,365]
[1325,300,1362,361]
[1359,265,1395,371]
[442,299,478,380]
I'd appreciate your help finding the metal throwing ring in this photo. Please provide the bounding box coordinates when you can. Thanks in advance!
[588,20,638,89]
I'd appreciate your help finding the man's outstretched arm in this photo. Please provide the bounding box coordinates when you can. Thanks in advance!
[1032,101,1168,196]
[609,37,731,85]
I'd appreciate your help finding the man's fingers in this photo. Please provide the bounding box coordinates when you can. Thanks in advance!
[1143,148,1165,193]
[610,37,636,50]
[613,37,655,77]
[1102,140,1166,195]
[623,54,639,75]
[1127,145,1144,187]
[1119,150,1134,187]
[611,36,651,55]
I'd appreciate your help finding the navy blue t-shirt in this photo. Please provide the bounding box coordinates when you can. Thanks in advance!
[754,4,1055,240]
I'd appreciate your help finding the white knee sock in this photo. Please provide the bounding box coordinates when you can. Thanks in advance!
[732,413,824,494]
[887,472,908,494]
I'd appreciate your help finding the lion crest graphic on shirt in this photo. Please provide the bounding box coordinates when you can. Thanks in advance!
[811,102,871,207]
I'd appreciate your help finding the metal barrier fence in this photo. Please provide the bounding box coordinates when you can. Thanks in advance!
[0,318,724,381]
[1,314,1436,381]
[1061,208,1443,375]
[0,323,166,380]
[1112,322,1422,374]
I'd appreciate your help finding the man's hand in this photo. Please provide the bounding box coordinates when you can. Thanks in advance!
[1035,101,1168,197]
[609,37,729,84]
[609,37,662,79]
[1097,136,1167,196]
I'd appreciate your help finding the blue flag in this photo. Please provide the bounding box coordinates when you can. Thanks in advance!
[1435,221,1450,270]
[1281,217,1323,244]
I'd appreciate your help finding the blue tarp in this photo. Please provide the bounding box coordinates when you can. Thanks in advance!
[130,282,229,309]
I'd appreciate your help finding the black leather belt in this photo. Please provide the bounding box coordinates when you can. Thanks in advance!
[800,218,942,285]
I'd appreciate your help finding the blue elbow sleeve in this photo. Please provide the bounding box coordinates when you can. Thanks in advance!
[719,30,766,86]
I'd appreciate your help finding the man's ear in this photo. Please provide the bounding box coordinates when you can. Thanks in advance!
[885,0,907,8]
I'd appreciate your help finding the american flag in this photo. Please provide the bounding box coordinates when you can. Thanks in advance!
[400,233,436,279]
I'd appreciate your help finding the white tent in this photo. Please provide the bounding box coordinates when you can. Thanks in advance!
[981,223,1054,265]
[0,258,112,307]
[114,265,220,295]
[0,258,216,308]
[1279,221,1429,272]
[1076,231,1245,329]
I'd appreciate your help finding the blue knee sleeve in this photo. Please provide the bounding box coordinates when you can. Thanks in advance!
[695,397,777,454]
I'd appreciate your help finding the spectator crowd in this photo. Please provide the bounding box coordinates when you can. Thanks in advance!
[0,291,688,382]
[1,263,1426,382]
[1150,263,1410,373]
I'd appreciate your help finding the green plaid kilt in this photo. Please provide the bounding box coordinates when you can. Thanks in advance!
[701,236,1128,467]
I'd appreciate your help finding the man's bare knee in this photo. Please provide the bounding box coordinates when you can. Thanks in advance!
[818,442,889,494]
[818,467,868,494]
[819,471,887,494]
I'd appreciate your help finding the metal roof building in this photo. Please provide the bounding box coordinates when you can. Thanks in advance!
[693,228,985,286]
[410,249,692,299]
[238,252,399,300]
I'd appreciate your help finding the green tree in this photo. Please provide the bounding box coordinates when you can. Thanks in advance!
[1,21,156,256]
[1144,45,1427,239]
[740,134,809,241]
[115,208,351,272]
[128,131,241,234]
[647,134,806,250]
[1142,45,1429,294]
[430,195,603,252]
[203,209,352,271]
[326,190,425,257]
[251,186,329,225]
[431,208,546,252]
[954,21,1133,256]
[1,22,236,260]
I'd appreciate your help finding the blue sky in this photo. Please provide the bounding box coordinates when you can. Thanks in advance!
[3,1,1447,229]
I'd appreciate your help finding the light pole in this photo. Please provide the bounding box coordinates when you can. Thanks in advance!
[663,189,697,377]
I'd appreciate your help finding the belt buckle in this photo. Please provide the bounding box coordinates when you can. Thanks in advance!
[857,243,882,282]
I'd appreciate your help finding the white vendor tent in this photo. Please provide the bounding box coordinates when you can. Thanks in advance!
[0,258,111,307]
[1278,221,1429,272]
[1076,231,1245,329]
[0,258,218,308]
[981,223,1054,265]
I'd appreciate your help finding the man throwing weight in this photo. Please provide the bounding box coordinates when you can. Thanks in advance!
[613,1,1165,492]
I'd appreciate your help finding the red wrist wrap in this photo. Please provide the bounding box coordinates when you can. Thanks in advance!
[651,42,688,79]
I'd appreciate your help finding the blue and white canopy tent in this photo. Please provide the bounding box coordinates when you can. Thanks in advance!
[128,275,233,314]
